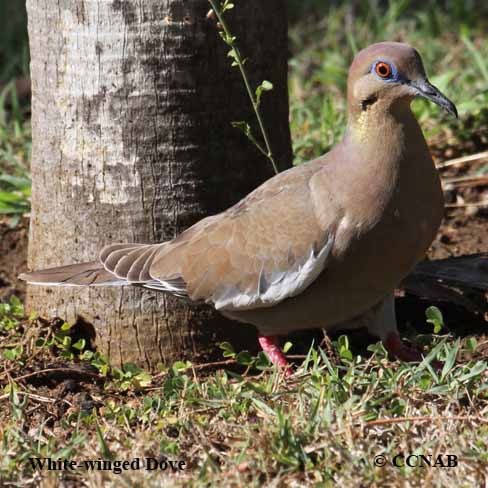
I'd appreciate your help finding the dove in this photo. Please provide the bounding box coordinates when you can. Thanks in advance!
[20,42,457,375]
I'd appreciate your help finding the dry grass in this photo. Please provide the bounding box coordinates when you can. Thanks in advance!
[1,301,488,486]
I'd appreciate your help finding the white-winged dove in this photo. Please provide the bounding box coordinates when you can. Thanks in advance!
[20,42,457,375]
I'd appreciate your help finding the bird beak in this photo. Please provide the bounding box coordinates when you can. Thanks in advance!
[408,78,458,118]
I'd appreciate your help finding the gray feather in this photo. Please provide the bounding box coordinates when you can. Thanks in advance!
[19,261,122,286]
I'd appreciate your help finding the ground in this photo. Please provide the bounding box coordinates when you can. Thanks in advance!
[1,1,488,487]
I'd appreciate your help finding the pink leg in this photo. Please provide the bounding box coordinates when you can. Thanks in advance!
[384,333,442,369]
[258,335,292,377]
[384,332,423,362]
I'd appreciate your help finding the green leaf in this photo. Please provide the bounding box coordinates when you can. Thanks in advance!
[81,350,94,360]
[134,372,152,388]
[72,339,86,351]
[123,362,141,376]
[60,322,73,332]
[283,341,293,353]
[441,339,459,381]
[0,174,31,189]
[457,361,486,383]
[3,345,22,361]
[255,80,274,105]
[236,351,253,366]
[231,121,251,136]
[255,351,270,370]
[9,295,23,317]
[112,367,124,380]
[466,337,478,352]
[171,360,192,373]
[91,353,110,376]
[426,306,444,333]
[227,48,238,61]
[251,398,277,417]
[219,341,235,358]
[95,422,113,459]
[336,335,352,360]
[0,191,24,202]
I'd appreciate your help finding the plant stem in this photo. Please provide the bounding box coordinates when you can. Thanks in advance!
[208,0,280,175]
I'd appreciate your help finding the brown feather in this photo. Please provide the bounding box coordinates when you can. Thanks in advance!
[149,159,331,305]
[19,262,118,286]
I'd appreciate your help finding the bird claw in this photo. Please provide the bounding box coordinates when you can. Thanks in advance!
[258,332,444,378]
[383,332,444,370]
[430,359,444,371]
[383,332,422,361]
[258,335,292,377]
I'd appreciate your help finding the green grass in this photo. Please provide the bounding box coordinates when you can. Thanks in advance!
[1,0,488,486]
[0,83,31,226]
[1,302,488,485]
[0,0,31,226]
[288,0,488,163]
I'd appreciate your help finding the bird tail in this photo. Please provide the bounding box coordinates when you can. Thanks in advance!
[18,261,126,286]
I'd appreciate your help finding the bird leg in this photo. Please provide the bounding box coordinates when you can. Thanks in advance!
[383,332,423,362]
[258,335,292,377]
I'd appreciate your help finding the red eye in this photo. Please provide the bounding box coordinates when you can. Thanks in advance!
[375,62,391,78]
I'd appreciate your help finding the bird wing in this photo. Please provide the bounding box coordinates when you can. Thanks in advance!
[148,161,338,311]
[22,158,341,308]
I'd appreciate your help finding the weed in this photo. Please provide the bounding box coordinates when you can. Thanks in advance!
[208,0,279,174]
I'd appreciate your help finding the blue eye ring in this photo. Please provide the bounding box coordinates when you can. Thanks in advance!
[371,60,398,82]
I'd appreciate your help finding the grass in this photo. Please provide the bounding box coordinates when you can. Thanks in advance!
[1,0,488,486]
[288,0,488,163]
[0,83,31,226]
[1,302,488,485]
[0,0,30,227]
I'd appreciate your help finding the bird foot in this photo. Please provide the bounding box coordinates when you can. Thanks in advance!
[383,332,423,362]
[383,332,442,370]
[258,335,292,377]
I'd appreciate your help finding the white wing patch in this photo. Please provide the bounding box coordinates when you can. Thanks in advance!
[142,277,189,298]
[212,236,334,311]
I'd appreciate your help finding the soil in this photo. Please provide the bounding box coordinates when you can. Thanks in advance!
[0,217,28,302]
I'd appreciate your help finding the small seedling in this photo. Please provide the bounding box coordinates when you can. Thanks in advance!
[426,305,444,333]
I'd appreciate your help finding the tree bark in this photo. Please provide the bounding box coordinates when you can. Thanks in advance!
[25,0,292,369]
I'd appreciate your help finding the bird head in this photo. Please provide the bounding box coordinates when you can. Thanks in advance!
[347,42,457,121]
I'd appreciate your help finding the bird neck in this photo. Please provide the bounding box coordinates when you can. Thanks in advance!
[339,96,430,210]
[346,96,415,147]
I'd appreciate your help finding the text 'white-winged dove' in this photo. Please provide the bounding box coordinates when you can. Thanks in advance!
[20,42,458,375]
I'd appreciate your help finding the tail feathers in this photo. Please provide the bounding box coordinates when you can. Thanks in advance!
[100,242,162,282]
[18,243,189,297]
[18,261,125,286]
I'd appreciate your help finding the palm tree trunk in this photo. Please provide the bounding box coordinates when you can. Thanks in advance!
[25,0,292,369]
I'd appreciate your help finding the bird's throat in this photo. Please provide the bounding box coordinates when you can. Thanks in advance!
[349,98,415,149]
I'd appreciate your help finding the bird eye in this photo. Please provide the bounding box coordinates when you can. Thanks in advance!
[375,62,392,78]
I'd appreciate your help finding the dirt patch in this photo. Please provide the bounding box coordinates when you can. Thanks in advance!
[0,217,28,302]
[430,216,488,259]
[430,154,488,259]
